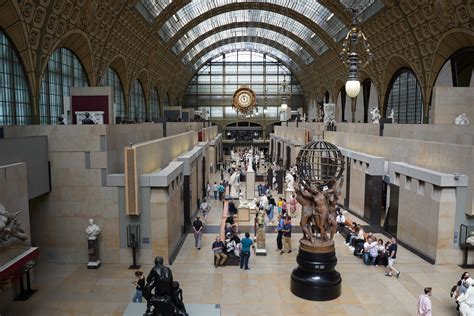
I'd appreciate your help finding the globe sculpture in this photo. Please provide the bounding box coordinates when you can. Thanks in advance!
[291,140,345,301]
[296,140,344,189]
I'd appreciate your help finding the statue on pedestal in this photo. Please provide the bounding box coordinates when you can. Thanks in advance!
[86,218,101,269]
[290,141,345,301]
[254,208,267,255]
[143,256,188,316]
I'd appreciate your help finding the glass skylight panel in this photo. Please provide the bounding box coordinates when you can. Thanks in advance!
[181,28,313,65]
[171,10,328,56]
[339,0,383,23]
[339,0,375,12]
[193,43,299,71]
[136,0,172,23]
[159,0,346,42]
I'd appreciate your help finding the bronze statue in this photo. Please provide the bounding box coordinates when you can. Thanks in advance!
[295,178,343,244]
[295,185,316,244]
[143,256,188,316]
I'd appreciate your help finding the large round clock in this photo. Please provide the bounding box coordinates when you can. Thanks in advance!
[232,87,257,113]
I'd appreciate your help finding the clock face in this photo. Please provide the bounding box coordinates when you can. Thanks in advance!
[233,87,256,113]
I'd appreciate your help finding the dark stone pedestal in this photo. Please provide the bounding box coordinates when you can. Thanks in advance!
[290,242,341,301]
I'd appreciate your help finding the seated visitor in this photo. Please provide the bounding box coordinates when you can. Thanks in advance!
[336,209,345,232]
[363,237,373,263]
[345,225,360,247]
[212,236,227,268]
[224,223,233,236]
[352,226,365,248]
[368,238,379,265]
[228,201,238,215]
[375,239,387,266]
[224,232,239,257]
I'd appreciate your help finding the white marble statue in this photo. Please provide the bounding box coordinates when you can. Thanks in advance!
[0,203,28,247]
[229,170,240,198]
[467,231,474,246]
[259,195,268,210]
[248,198,257,210]
[370,107,381,123]
[323,103,336,124]
[455,113,470,125]
[285,172,295,191]
[387,109,395,123]
[85,218,101,240]
[239,191,249,208]
[247,154,254,172]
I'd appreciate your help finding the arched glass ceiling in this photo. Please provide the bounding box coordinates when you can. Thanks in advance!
[182,28,314,65]
[136,0,172,23]
[158,0,346,42]
[172,10,328,57]
[194,43,299,71]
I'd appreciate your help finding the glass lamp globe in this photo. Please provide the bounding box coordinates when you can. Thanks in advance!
[281,103,288,111]
[345,80,361,98]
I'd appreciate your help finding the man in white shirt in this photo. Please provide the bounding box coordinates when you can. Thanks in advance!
[336,209,345,234]
[363,237,372,264]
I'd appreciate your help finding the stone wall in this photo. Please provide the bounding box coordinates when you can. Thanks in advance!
[1,125,168,263]
[133,132,197,174]
[106,124,163,174]
[325,131,474,215]
[150,172,184,263]
[432,87,474,125]
[348,161,367,218]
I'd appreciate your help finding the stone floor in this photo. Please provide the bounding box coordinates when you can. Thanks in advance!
[2,172,468,315]
[3,200,466,316]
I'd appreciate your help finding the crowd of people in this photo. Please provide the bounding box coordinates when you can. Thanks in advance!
[342,215,400,278]
[451,272,474,315]
[212,232,254,270]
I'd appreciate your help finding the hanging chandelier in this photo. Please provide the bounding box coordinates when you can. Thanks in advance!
[279,75,292,121]
[339,7,373,98]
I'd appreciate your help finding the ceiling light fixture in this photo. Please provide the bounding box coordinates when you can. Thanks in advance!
[326,13,334,22]
[339,8,373,99]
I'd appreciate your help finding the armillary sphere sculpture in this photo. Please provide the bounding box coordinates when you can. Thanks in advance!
[290,140,345,301]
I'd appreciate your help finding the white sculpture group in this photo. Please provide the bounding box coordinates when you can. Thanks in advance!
[285,172,295,191]
[229,170,240,198]
[323,103,336,125]
[0,203,28,248]
[370,107,381,123]
[455,113,470,125]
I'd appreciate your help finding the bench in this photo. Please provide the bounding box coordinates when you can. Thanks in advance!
[213,253,240,266]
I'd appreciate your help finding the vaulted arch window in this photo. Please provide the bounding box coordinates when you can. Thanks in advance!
[150,88,160,121]
[100,67,126,121]
[129,80,146,122]
[385,70,423,124]
[0,31,32,125]
[40,48,89,124]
